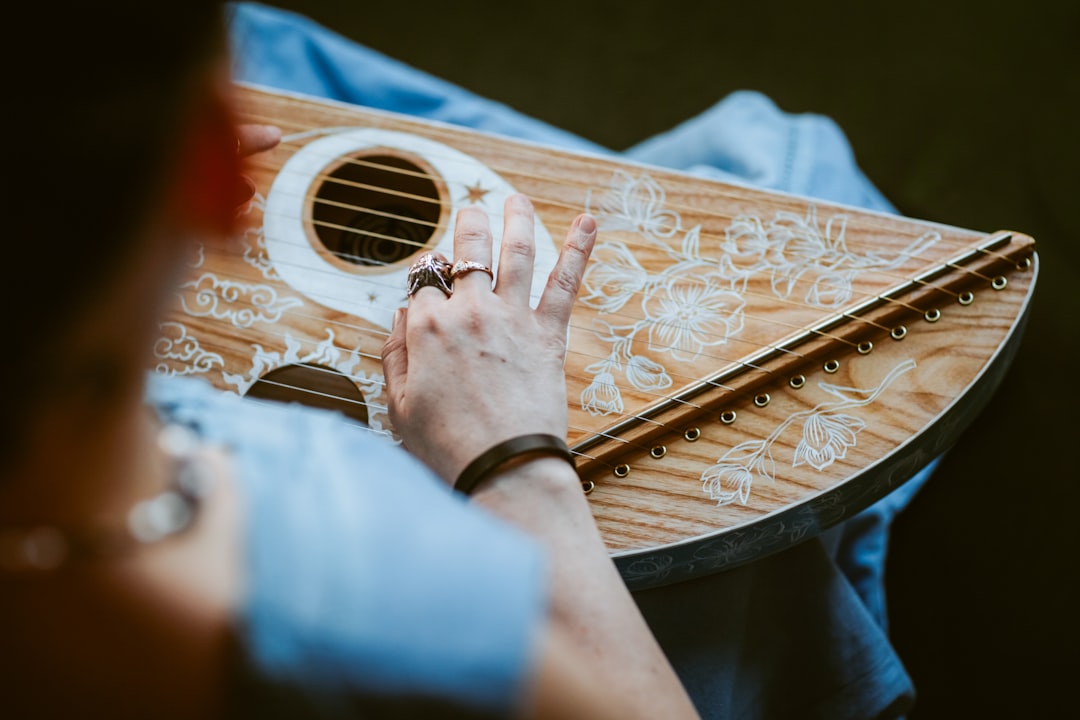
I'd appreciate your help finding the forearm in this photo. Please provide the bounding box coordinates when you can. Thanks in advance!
[380,199,694,715]
[472,457,699,719]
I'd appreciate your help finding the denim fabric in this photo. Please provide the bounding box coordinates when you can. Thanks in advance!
[146,373,545,717]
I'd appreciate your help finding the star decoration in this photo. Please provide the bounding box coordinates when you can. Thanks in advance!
[461,181,491,205]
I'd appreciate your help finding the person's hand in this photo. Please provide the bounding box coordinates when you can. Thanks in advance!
[381,194,597,485]
[236,123,282,157]
[234,123,281,206]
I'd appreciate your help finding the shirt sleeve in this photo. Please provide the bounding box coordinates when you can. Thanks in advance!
[147,374,548,718]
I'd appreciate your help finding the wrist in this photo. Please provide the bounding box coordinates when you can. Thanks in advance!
[453,433,575,496]
[470,454,584,502]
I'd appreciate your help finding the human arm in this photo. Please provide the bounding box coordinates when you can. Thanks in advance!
[381,195,700,719]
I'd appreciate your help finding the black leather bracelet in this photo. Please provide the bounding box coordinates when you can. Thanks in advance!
[454,433,576,496]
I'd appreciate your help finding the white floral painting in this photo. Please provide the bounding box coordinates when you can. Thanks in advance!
[577,170,938,419]
[700,359,916,506]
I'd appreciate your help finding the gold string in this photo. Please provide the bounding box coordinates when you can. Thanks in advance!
[240,113,1001,265]
[243,136,995,302]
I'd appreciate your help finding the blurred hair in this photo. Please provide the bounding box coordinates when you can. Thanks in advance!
[1,2,227,466]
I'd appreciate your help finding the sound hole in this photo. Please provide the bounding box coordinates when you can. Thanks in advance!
[312,154,440,267]
[246,364,369,426]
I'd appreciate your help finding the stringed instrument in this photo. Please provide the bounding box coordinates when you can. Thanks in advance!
[156,83,1037,590]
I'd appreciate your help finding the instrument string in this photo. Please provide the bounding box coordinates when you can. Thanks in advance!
[166,288,757,412]
[169,331,672,467]
[244,145,1003,301]
[168,266,908,467]
[240,369,715,475]
[180,245,873,394]
[238,195,949,346]
[247,148,964,255]
[202,233,870,357]
[241,115,1012,269]
[244,138,975,303]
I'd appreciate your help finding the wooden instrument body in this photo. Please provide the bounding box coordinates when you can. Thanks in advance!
[157,84,1037,589]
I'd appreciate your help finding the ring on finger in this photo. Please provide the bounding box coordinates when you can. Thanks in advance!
[407,252,454,298]
[450,259,494,282]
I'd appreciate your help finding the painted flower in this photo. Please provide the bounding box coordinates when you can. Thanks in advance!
[763,212,835,298]
[580,371,624,416]
[622,555,674,584]
[793,411,866,471]
[580,241,649,313]
[806,271,853,307]
[766,209,842,268]
[591,171,680,238]
[693,523,780,567]
[701,461,755,505]
[643,275,746,361]
[701,440,768,505]
[720,215,772,275]
[625,354,673,392]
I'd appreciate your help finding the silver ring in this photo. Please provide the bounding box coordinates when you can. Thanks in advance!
[407,252,454,298]
[450,259,494,281]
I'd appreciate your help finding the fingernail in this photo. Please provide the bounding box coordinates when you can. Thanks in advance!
[392,307,405,329]
[578,214,597,235]
[510,193,532,210]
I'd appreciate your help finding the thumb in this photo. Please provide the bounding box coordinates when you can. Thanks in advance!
[381,307,409,405]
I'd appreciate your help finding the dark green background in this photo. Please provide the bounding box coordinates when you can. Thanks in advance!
[269,2,1078,716]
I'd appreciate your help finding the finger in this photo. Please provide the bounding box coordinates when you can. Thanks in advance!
[451,206,495,294]
[237,124,282,157]
[380,307,409,421]
[536,214,597,329]
[233,175,257,208]
[493,194,537,305]
[407,251,454,307]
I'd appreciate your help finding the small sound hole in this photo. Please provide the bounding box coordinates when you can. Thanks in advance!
[246,364,369,426]
[312,154,440,267]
